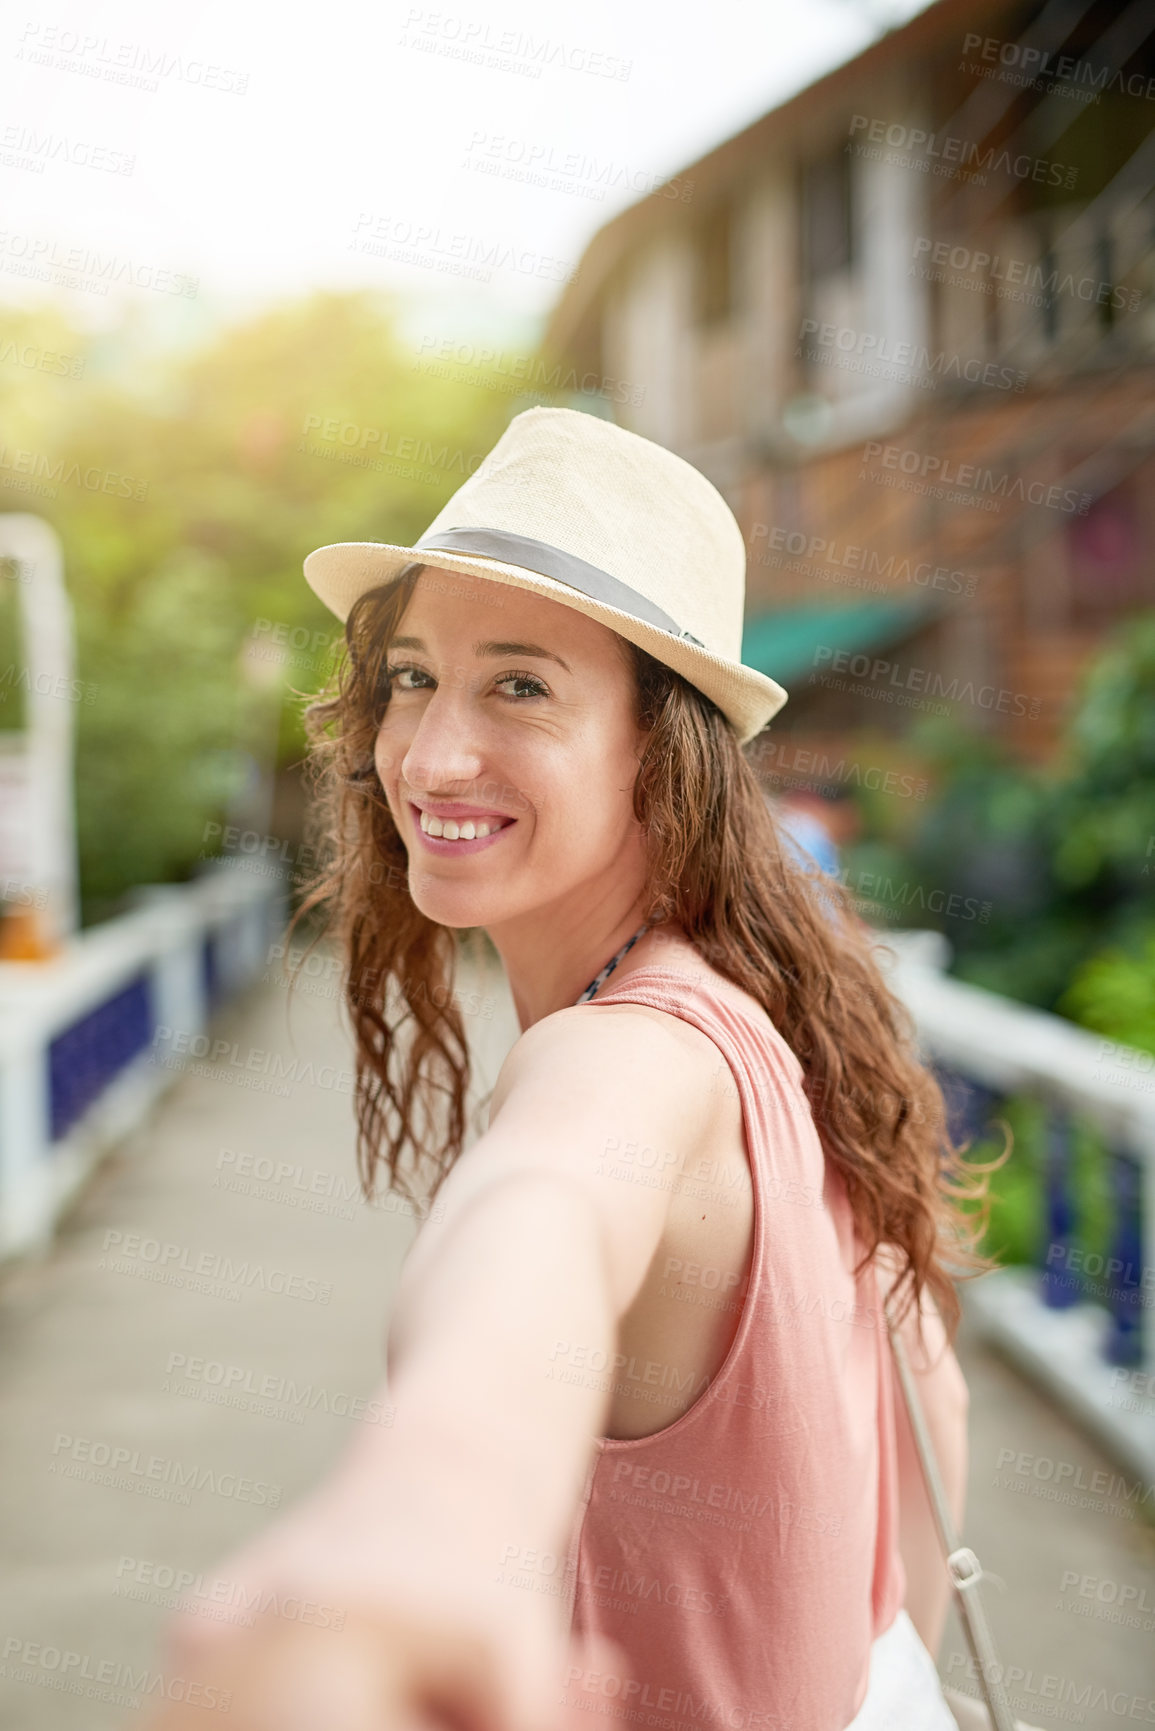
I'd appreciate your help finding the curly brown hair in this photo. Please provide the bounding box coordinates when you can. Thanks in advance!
[292,568,1000,1340]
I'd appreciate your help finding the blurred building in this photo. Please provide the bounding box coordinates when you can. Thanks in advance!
[544,0,1155,775]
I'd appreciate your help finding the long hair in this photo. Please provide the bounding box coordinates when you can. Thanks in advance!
[294,570,1000,1339]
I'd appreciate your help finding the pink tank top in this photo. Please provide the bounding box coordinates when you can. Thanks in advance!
[560,962,906,1730]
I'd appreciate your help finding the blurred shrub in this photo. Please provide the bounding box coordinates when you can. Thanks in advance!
[842,615,1154,1276]
[1058,928,1155,1055]
[74,550,248,918]
[0,293,519,922]
[847,609,1155,1018]
[960,1094,1116,1277]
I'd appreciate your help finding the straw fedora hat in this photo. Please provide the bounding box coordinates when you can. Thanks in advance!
[303,406,788,744]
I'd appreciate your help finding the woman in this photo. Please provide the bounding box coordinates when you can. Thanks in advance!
[152,407,991,1731]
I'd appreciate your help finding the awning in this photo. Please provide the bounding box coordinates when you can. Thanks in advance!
[741,598,937,687]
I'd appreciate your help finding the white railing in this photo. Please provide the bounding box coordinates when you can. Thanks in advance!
[877,931,1154,1485]
[0,863,285,1261]
[4,894,1147,1480]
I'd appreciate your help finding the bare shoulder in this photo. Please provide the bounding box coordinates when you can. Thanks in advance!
[401,998,724,1321]
[488,928,749,1121]
[489,996,722,1127]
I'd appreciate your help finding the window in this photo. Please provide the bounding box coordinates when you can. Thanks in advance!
[1068,481,1149,622]
[1039,237,1060,344]
[800,147,853,282]
[1095,231,1116,333]
[696,197,734,326]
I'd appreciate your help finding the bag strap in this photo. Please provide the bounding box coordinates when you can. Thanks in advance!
[882,1289,1017,1731]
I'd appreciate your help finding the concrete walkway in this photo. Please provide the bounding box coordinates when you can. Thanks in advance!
[0,948,1152,1731]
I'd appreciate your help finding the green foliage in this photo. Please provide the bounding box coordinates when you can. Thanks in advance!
[961,1095,1116,1272]
[1059,928,1155,1056]
[0,565,26,733]
[837,621,1154,1273]
[0,293,523,921]
[845,612,1155,1018]
[964,1095,1045,1267]
[73,550,249,920]
[1050,613,1155,897]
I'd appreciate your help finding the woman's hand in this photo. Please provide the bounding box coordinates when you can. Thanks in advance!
[144,1469,630,1731]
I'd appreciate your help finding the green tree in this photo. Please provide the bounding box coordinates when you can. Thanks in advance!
[844,612,1155,1017]
[0,291,527,921]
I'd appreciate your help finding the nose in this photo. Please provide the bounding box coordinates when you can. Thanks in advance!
[396,680,487,795]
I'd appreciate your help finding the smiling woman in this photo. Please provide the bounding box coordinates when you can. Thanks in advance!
[359,574,661,1005]
[148,407,996,1731]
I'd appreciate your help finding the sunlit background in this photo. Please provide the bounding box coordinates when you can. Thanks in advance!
[1,0,1153,1725]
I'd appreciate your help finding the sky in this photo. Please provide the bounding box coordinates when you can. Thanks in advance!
[0,0,935,348]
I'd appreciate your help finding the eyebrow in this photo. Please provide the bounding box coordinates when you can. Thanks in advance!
[390,635,572,673]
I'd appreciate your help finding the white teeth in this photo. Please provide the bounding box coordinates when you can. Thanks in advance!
[419,810,503,841]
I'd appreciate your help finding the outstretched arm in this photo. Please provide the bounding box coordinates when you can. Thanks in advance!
[150,1000,718,1731]
[367,997,717,1539]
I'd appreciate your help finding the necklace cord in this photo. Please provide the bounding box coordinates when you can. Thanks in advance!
[575,923,650,1005]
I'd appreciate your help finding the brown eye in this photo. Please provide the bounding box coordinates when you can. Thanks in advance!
[384,663,434,692]
[495,670,549,701]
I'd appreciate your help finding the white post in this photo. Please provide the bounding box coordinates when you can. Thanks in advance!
[0,515,79,948]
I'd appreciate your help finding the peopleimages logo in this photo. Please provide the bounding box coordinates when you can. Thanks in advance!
[810,644,1041,719]
[993,1446,1153,1515]
[163,1351,395,1426]
[150,1024,354,1096]
[848,114,1078,189]
[0,335,85,377]
[0,444,148,498]
[755,738,928,801]
[349,212,578,285]
[397,9,632,80]
[49,1431,282,1507]
[113,1556,346,1629]
[0,124,135,175]
[412,332,645,406]
[1,1636,231,1713]
[797,319,1025,392]
[463,131,692,202]
[960,30,1155,103]
[99,1229,334,1304]
[911,237,1141,314]
[751,522,975,595]
[865,439,1094,512]
[0,230,197,296]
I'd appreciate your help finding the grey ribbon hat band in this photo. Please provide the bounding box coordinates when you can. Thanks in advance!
[304,407,791,743]
[403,525,707,649]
